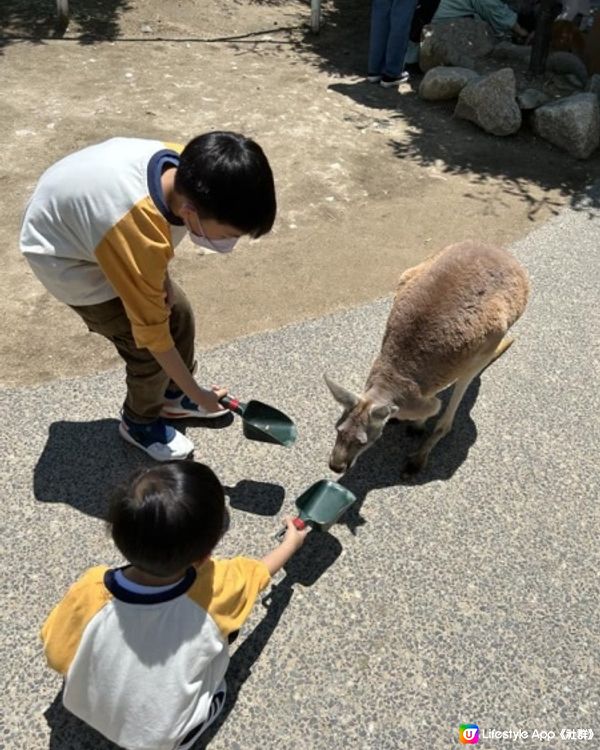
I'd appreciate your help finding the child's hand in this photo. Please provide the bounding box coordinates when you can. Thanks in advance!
[281,517,310,551]
[194,386,228,414]
[263,518,310,575]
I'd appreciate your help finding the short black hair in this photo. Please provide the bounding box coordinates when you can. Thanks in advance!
[175,131,276,238]
[107,461,225,578]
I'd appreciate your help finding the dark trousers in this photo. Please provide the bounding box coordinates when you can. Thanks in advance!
[69,281,195,423]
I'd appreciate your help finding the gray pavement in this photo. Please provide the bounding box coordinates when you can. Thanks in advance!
[2,194,599,750]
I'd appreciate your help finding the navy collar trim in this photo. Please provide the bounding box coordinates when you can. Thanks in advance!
[147,149,184,226]
[104,565,197,604]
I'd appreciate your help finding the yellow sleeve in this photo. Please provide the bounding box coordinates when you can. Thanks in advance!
[95,197,175,352]
[163,142,184,154]
[40,566,112,675]
[187,557,271,638]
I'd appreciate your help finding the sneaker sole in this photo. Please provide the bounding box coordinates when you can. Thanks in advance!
[380,76,409,88]
[118,422,194,461]
[160,407,230,420]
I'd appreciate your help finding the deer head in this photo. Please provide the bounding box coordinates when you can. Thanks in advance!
[324,375,396,473]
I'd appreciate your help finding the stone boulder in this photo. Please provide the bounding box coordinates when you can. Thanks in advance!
[419,67,480,101]
[546,51,589,88]
[516,88,550,111]
[454,68,522,136]
[489,41,531,65]
[586,74,600,99]
[532,93,600,159]
[419,19,495,72]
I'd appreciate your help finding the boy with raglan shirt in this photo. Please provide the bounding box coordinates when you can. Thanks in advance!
[20,132,276,461]
[41,461,308,750]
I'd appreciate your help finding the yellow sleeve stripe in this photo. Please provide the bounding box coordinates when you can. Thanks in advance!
[163,142,184,154]
[95,196,174,352]
[41,567,112,675]
[187,558,271,638]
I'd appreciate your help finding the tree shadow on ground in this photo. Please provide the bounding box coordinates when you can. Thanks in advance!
[292,0,598,213]
[43,531,342,749]
[33,417,236,519]
[336,377,481,533]
[0,0,132,53]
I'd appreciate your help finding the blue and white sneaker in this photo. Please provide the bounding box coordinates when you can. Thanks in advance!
[119,414,194,461]
[161,388,228,420]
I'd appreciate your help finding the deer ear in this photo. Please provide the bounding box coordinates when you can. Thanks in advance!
[324,375,360,410]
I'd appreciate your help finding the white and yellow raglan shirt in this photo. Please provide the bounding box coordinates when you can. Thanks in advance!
[20,137,188,353]
[41,558,270,750]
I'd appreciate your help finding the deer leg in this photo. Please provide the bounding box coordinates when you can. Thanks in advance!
[406,417,428,434]
[404,374,475,475]
[403,336,513,475]
[479,336,514,375]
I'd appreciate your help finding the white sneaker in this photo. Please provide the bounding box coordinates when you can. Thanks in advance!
[161,392,229,420]
[119,415,194,461]
[380,71,410,88]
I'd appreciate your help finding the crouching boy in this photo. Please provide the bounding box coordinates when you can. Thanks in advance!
[40,461,308,750]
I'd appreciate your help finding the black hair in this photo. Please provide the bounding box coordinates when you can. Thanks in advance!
[175,131,276,238]
[107,461,226,578]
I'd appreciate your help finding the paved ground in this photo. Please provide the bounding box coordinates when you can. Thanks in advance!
[2,193,599,749]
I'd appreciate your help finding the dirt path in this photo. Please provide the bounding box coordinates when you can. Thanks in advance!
[1,0,595,386]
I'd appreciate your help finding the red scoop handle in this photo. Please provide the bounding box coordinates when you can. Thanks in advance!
[219,394,242,413]
[274,516,307,541]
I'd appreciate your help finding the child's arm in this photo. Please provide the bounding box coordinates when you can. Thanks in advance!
[262,518,310,576]
[152,347,227,413]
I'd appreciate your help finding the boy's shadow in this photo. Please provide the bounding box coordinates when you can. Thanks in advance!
[199,531,343,747]
[32,416,276,520]
[33,419,154,518]
[338,378,481,533]
[43,532,342,749]
[45,689,116,750]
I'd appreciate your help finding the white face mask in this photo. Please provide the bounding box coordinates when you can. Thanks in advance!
[183,204,239,253]
[188,231,238,253]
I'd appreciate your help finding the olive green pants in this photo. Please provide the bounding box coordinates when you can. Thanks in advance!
[69,281,195,423]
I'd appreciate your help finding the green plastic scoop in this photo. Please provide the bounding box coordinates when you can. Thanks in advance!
[220,394,297,447]
[275,480,357,540]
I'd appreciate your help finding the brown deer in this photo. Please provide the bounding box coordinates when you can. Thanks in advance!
[325,241,529,475]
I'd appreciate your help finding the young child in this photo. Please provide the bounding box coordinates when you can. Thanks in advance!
[20,132,277,461]
[41,461,308,750]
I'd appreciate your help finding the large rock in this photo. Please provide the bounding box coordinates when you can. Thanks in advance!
[517,88,550,111]
[419,19,495,72]
[489,41,531,65]
[532,93,600,159]
[419,67,480,101]
[546,51,589,87]
[454,68,522,136]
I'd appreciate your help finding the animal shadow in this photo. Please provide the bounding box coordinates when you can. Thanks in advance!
[338,377,481,532]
